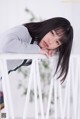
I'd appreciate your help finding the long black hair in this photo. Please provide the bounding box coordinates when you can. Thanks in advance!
[23,17,73,82]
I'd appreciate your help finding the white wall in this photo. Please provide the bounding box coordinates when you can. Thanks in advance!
[0,0,72,31]
[0,0,80,54]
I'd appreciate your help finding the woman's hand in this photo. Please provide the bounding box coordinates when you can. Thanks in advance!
[39,48,56,58]
[39,48,49,58]
[48,49,56,56]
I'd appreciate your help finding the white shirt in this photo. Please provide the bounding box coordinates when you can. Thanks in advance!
[0,25,40,54]
[0,25,41,71]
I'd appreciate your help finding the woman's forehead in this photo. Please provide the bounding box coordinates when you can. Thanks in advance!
[51,29,63,39]
[54,28,64,36]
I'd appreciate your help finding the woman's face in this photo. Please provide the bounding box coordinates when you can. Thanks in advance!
[39,30,62,50]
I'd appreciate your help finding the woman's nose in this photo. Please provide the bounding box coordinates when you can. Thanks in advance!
[48,40,53,44]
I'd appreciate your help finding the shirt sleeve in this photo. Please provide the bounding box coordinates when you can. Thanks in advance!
[0,25,41,54]
[2,36,41,54]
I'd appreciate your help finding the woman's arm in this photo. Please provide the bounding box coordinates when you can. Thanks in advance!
[2,36,41,54]
[0,25,41,54]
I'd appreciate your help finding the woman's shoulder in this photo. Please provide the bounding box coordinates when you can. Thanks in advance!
[8,25,29,36]
[0,25,30,36]
[0,25,32,41]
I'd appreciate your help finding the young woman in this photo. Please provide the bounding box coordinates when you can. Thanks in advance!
[0,17,73,110]
[0,17,73,81]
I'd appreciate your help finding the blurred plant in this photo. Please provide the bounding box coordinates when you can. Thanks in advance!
[17,59,56,115]
[25,8,42,22]
[17,59,53,101]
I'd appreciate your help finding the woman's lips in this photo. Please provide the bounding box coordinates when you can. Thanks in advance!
[43,41,48,48]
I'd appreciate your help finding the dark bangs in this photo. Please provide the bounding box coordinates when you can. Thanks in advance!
[54,27,69,44]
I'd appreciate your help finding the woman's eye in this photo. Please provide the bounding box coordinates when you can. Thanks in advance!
[56,41,59,45]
